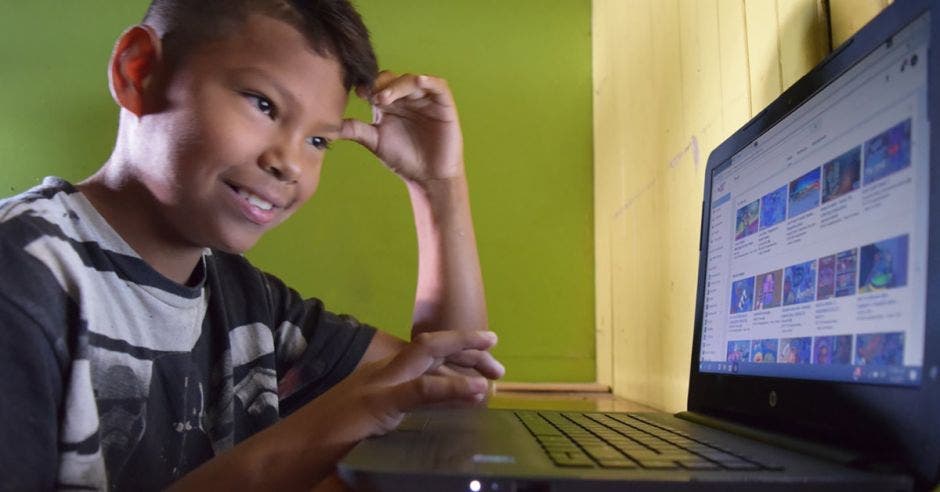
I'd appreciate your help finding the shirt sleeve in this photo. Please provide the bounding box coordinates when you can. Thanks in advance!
[0,291,62,491]
[261,272,376,417]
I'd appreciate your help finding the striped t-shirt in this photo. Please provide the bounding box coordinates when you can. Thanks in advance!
[0,177,376,490]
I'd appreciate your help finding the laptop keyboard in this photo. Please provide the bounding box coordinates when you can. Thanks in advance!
[515,411,783,471]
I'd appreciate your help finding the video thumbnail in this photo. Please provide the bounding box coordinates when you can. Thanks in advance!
[783,260,817,306]
[858,234,909,293]
[855,332,905,366]
[817,254,836,300]
[835,248,858,297]
[864,119,912,185]
[735,199,760,240]
[751,339,778,363]
[822,146,861,204]
[727,340,751,362]
[813,335,853,365]
[754,269,782,310]
[780,337,812,364]
[788,167,821,219]
[730,277,756,314]
[760,185,788,230]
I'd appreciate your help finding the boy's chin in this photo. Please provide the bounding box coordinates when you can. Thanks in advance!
[210,233,262,256]
[214,244,252,255]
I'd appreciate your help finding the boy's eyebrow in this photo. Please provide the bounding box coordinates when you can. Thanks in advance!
[232,67,300,107]
[231,67,343,132]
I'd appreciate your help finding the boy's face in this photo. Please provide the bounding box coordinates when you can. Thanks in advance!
[134,14,348,254]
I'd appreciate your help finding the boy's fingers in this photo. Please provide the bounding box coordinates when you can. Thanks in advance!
[448,350,506,380]
[382,331,497,384]
[390,373,488,411]
[370,70,400,93]
[339,118,378,152]
[371,73,455,109]
[414,74,457,107]
[411,330,497,359]
[371,73,422,105]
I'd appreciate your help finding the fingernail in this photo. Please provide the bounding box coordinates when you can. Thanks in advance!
[470,377,488,392]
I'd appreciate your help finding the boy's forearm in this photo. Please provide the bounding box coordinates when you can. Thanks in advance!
[407,171,488,336]
[168,399,358,491]
[168,328,500,491]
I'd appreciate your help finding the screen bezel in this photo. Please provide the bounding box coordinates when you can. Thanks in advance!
[687,1,940,486]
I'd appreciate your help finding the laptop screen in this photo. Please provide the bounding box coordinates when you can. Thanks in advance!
[698,13,930,387]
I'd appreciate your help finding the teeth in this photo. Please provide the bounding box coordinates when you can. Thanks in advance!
[237,189,274,211]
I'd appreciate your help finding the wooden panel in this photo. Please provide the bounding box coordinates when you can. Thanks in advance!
[593,0,832,412]
[777,0,829,90]
[717,0,752,139]
[744,0,783,115]
[592,0,631,387]
[829,0,891,48]
[618,0,678,410]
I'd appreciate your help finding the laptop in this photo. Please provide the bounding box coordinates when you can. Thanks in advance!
[339,1,940,490]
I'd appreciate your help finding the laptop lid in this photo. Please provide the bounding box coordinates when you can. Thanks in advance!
[688,0,939,485]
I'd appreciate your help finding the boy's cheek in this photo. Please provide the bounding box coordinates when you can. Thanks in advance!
[296,167,324,204]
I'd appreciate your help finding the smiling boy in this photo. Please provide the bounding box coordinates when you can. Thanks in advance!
[0,1,502,490]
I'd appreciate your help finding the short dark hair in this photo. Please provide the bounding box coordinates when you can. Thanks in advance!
[142,0,378,90]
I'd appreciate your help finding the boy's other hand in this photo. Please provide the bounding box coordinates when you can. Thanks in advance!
[339,71,464,184]
[307,330,499,440]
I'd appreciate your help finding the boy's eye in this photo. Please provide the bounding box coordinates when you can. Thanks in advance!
[246,93,276,118]
[306,136,331,151]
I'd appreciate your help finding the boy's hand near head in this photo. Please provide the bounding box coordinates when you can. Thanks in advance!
[341,71,464,183]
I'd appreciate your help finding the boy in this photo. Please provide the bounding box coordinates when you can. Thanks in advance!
[0,0,503,490]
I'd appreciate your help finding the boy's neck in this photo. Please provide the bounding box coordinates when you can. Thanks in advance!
[77,170,206,286]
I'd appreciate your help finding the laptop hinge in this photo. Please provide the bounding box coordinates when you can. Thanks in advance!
[675,410,868,468]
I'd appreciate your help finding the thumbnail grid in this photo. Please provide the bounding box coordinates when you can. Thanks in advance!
[734,119,912,240]
[730,234,910,315]
[726,332,905,367]
[727,231,909,369]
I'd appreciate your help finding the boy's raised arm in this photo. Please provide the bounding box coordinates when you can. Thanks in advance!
[341,72,498,376]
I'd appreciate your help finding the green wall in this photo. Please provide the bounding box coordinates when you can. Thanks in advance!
[0,1,594,382]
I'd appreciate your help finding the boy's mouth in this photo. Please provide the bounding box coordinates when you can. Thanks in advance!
[235,187,275,211]
[225,182,284,226]
[226,183,280,211]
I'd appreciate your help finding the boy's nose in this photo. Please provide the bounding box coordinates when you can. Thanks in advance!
[258,147,302,183]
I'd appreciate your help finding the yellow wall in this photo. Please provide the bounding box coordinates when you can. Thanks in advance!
[830,0,892,47]
[592,0,888,412]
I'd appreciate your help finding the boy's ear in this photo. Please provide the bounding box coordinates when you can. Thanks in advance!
[109,25,163,117]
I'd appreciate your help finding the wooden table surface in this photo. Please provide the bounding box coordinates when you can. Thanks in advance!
[487,390,659,413]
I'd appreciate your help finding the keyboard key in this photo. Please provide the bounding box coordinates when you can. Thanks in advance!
[582,446,623,460]
[716,460,762,471]
[598,459,639,469]
[538,436,573,444]
[542,443,579,452]
[678,459,721,470]
[549,452,594,467]
[636,459,679,469]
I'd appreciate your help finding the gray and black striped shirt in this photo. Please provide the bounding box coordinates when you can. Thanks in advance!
[0,177,375,490]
